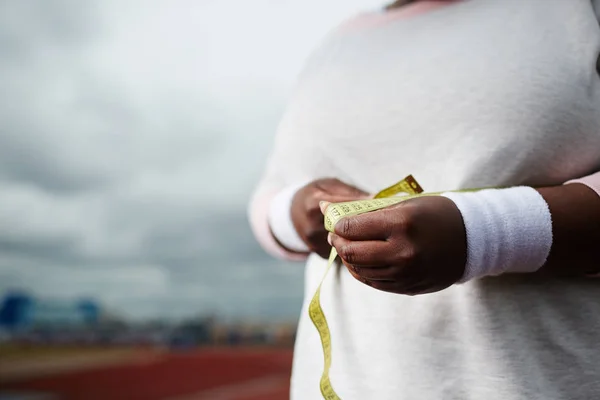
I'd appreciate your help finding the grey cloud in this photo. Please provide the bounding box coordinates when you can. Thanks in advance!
[0,0,311,321]
[0,236,80,264]
[0,1,122,193]
[0,1,98,60]
[0,127,110,193]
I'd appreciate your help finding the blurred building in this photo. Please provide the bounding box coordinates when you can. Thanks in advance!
[0,291,298,348]
[0,291,101,330]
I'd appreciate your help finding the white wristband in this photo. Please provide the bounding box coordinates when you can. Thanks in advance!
[268,182,311,253]
[442,187,553,282]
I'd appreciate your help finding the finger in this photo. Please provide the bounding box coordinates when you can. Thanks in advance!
[368,280,432,296]
[344,263,394,285]
[365,280,399,293]
[330,234,398,266]
[342,261,394,281]
[320,201,330,215]
[334,208,401,241]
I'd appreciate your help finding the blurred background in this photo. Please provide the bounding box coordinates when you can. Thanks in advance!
[0,1,385,399]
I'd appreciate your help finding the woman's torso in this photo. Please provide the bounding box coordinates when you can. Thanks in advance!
[278,0,600,398]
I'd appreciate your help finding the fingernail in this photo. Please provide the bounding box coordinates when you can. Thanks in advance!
[327,232,333,246]
[319,201,330,214]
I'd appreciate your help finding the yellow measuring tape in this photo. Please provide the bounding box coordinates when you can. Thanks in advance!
[308,175,424,399]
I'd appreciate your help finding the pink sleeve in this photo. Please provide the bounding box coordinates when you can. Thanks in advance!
[565,172,600,197]
[565,171,600,277]
[337,1,459,34]
[248,188,308,262]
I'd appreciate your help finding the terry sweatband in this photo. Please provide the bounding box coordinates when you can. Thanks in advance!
[442,187,553,283]
[268,182,311,253]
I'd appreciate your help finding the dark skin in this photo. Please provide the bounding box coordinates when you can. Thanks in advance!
[319,182,600,295]
[288,178,369,259]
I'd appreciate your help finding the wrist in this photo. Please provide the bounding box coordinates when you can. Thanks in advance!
[441,187,553,282]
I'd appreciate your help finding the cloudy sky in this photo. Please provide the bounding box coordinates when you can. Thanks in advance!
[0,0,386,322]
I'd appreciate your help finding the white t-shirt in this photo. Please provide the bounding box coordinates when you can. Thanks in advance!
[250,0,600,398]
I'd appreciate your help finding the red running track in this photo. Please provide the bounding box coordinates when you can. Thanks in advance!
[2,348,294,400]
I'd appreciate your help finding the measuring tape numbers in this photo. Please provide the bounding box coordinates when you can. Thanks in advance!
[308,175,424,399]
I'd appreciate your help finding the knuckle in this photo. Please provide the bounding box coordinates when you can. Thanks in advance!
[339,245,355,263]
[393,202,419,226]
[395,245,419,270]
[297,185,313,201]
[323,177,341,185]
[304,191,319,208]
[340,217,352,236]
[310,178,324,186]
[401,243,417,261]
[394,208,414,232]
[314,178,338,191]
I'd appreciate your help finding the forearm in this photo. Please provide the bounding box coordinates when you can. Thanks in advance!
[442,173,600,282]
[538,182,600,275]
